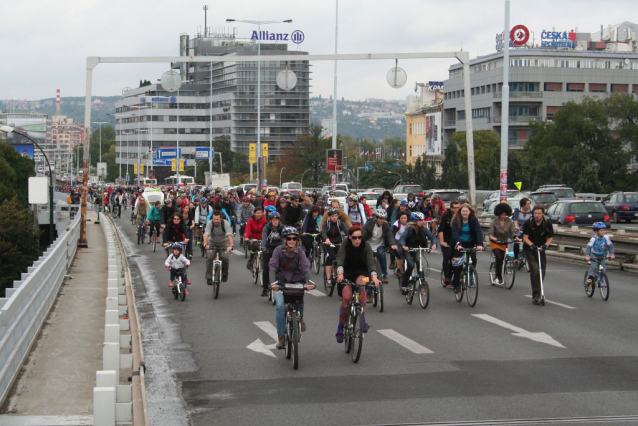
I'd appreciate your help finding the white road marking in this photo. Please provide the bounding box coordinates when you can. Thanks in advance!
[472,314,565,348]
[377,329,434,354]
[307,289,326,297]
[232,249,244,256]
[254,321,278,342]
[523,295,576,309]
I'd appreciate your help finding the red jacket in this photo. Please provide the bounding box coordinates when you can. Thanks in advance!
[362,203,372,218]
[244,216,267,240]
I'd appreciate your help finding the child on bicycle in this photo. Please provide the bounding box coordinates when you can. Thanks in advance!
[585,222,615,286]
[165,243,190,292]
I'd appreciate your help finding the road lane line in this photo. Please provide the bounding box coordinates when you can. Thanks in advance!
[377,329,434,354]
[307,289,326,297]
[232,249,244,256]
[254,321,278,342]
[523,295,576,309]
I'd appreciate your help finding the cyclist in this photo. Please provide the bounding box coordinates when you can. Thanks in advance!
[345,194,367,227]
[399,212,438,294]
[181,205,195,259]
[301,206,322,259]
[269,227,316,349]
[376,190,393,209]
[322,208,349,288]
[146,200,162,244]
[450,204,484,296]
[160,199,177,229]
[359,195,372,219]
[283,195,303,228]
[391,211,410,277]
[163,213,189,249]
[112,190,123,218]
[512,197,532,262]
[437,200,460,288]
[390,199,410,225]
[164,242,190,293]
[405,192,419,212]
[237,196,255,243]
[522,205,554,305]
[264,190,278,208]
[585,222,615,287]
[320,199,351,228]
[203,211,233,286]
[362,209,397,283]
[335,226,380,342]
[276,197,288,216]
[488,203,517,285]
[430,194,447,222]
[134,196,148,238]
[261,210,285,297]
[194,197,211,245]
[416,193,434,219]
[244,207,267,269]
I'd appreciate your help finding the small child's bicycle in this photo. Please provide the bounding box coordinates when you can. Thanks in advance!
[583,257,611,301]
[170,267,187,302]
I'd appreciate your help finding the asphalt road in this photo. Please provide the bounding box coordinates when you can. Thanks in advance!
[112,215,638,426]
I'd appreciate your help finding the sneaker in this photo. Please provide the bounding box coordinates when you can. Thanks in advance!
[336,332,344,343]
[188,255,193,260]
[300,319,306,332]
[443,282,454,289]
[389,261,396,270]
[586,277,593,286]
[494,278,503,285]
[185,289,189,295]
[169,281,174,287]
[185,280,192,285]
[207,279,212,287]
[400,287,408,295]
[222,275,228,283]
[532,298,541,305]
[261,289,268,297]
[382,275,389,284]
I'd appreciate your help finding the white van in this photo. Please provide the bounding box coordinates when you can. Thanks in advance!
[281,182,302,192]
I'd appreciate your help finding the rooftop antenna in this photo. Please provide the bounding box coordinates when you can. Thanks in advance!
[203,5,209,37]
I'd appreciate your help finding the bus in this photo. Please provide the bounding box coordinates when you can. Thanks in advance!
[135,177,158,187]
[164,175,195,187]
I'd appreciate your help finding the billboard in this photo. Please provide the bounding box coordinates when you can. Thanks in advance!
[425,112,441,156]
[5,117,47,144]
[326,149,343,172]
[11,143,35,159]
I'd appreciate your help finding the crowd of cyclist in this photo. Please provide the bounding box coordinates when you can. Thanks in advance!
[94,183,565,347]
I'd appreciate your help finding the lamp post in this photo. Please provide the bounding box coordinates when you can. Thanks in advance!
[387,171,402,188]
[92,121,108,164]
[299,168,312,187]
[226,18,292,192]
[279,166,285,188]
[1,125,54,242]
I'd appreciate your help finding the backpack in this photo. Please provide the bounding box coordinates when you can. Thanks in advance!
[210,218,227,233]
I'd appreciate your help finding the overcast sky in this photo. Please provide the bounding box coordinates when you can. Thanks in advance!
[1,0,633,101]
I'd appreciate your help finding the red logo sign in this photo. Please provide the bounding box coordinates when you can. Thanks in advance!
[510,25,530,46]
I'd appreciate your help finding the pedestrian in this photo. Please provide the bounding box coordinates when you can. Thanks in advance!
[522,205,554,305]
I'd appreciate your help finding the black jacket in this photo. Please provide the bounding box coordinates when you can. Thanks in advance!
[283,203,303,226]
[163,222,187,244]
[437,210,454,244]
[450,216,483,247]
[336,240,380,277]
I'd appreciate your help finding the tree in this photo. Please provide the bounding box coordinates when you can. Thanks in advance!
[0,139,35,207]
[291,123,331,187]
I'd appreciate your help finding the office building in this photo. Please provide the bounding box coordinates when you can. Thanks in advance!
[0,112,52,172]
[442,22,638,149]
[404,87,444,174]
[115,30,310,175]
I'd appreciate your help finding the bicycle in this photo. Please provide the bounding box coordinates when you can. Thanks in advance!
[303,233,322,275]
[583,257,610,301]
[272,281,313,370]
[208,246,224,299]
[130,211,136,226]
[149,222,161,252]
[340,279,366,363]
[170,267,187,301]
[248,241,262,286]
[136,218,146,245]
[405,248,431,309]
[488,239,518,290]
[452,247,481,307]
[323,243,340,297]
[194,223,206,257]
[513,231,528,271]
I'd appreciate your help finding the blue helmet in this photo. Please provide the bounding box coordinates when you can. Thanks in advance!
[171,242,184,251]
[411,212,425,221]
[269,211,281,219]
[200,197,207,203]
[265,205,277,212]
[400,199,409,206]
[592,222,606,230]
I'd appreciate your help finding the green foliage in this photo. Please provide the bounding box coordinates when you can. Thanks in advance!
[441,131,500,190]
[0,139,35,207]
[0,198,40,297]
[139,79,152,88]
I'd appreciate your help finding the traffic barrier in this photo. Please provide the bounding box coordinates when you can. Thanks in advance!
[0,216,81,406]
[94,215,148,426]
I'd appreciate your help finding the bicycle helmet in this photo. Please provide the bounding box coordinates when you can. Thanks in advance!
[200,197,207,203]
[242,196,250,202]
[268,211,281,219]
[374,209,388,219]
[348,194,359,202]
[303,209,309,215]
[265,205,277,213]
[268,190,276,196]
[451,256,466,267]
[493,202,513,217]
[592,222,607,230]
[281,226,299,237]
[411,212,425,221]
[400,199,409,206]
[171,242,184,252]
[327,207,339,216]
[457,195,469,204]
[164,199,172,205]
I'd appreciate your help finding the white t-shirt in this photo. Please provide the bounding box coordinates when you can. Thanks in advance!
[368,223,384,251]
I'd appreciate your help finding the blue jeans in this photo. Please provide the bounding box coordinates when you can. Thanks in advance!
[375,246,388,276]
[275,291,305,335]
[588,255,606,278]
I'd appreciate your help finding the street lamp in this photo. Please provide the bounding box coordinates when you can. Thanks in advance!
[1,125,54,242]
[279,166,285,188]
[387,171,402,188]
[226,18,292,192]
[299,168,312,187]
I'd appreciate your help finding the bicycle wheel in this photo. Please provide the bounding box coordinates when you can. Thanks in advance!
[372,286,378,307]
[313,248,320,274]
[292,313,299,370]
[172,285,178,300]
[351,308,363,363]
[455,274,464,303]
[179,281,186,301]
[379,284,384,313]
[200,239,206,257]
[599,273,610,301]
[405,281,414,304]
[244,245,248,258]
[140,230,145,244]
[252,261,259,285]
[504,258,516,290]
[466,266,479,307]
[270,287,276,305]
[584,271,595,297]
[152,237,157,253]
[137,231,141,245]
[422,255,430,277]
[285,316,292,360]
[418,279,430,309]
[214,283,220,299]
[489,262,496,285]
[344,314,352,354]
[440,270,447,288]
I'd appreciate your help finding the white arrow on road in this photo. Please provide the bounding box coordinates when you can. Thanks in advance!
[246,321,279,358]
[472,314,566,348]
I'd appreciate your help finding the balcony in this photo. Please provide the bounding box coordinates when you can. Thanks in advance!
[493,91,542,98]
[492,115,541,125]
[444,120,456,127]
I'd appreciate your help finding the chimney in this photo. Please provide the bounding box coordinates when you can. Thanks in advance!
[56,89,61,116]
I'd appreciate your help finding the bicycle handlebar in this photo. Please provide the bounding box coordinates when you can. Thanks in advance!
[408,247,431,253]
[493,239,519,245]
[458,247,482,253]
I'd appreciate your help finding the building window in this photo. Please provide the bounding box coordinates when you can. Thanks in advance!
[546,106,561,120]
[567,83,584,92]
[611,84,629,93]
[632,84,638,94]
[457,110,466,121]
[544,82,562,92]
[409,123,413,135]
[471,88,475,96]
[589,83,607,93]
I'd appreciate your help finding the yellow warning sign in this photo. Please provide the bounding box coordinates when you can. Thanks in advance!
[514,182,522,191]
[171,159,177,172]
[249,143,256,164]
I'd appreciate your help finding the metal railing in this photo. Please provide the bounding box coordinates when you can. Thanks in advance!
[0,215,81,405]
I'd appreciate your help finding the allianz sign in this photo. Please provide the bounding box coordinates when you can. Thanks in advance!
[251,30,305,44]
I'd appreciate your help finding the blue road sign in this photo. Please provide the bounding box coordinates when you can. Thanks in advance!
[153,159,172,166]
[156,148,181,159]
[365,162,371,171]
[195,147,213,159]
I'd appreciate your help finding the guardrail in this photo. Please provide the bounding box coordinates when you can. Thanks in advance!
[94,215,148,425]
[0,215,81,406]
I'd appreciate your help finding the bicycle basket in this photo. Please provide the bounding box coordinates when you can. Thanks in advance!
[451,256,466,267]
[282,283,305,298]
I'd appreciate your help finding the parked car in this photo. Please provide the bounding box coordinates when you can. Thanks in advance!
[281,181,302,192]
[536,185,577,200]
[529,191,559,207]
[429,189,465,208]
[482,190,521,211]
[480,197,525,217]
[545,200,611,228]
[327,190,349,209]
[601,191,638,223]
[393,184,424,195]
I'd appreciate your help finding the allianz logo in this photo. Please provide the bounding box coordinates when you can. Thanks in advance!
[251,30,305,44]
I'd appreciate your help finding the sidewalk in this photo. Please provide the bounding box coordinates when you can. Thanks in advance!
[0,211,106,425]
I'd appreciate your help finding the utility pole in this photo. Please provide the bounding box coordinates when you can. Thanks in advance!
[499,0,511,202]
